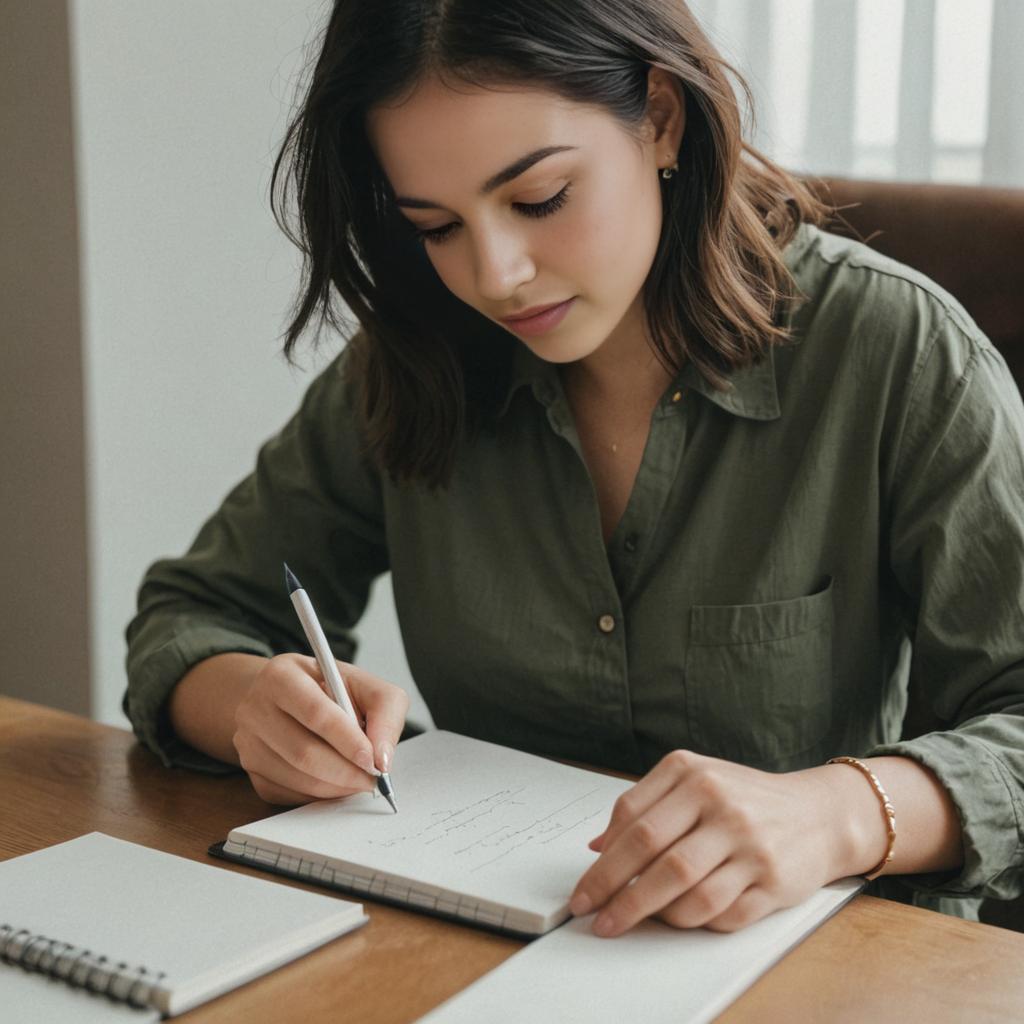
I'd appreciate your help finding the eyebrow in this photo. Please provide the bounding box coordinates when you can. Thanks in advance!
[393,145,578,210]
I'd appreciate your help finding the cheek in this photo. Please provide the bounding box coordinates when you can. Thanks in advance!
[539,195,622,296]
[568,176,663,289]
[558,201,606,268]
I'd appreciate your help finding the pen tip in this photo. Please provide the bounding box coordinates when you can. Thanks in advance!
[379,773,398,813]
[283,563,302,594]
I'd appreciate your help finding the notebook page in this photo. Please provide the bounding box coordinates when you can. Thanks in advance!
[417,878,863,1024]
[0,833,366,1014]
[228,731,633,922]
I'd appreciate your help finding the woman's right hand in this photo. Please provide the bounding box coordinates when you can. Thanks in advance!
[232,652,410,805]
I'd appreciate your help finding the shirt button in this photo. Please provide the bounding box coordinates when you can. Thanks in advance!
[624,533,639,553]
[598,614,616,634]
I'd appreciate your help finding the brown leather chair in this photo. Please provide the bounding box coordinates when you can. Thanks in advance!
[807,177,1024,932]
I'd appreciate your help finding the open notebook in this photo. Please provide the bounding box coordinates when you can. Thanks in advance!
[0,832,366,1021]
[214,730,635,938]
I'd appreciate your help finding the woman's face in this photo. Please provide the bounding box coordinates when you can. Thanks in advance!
[367,73,683,367]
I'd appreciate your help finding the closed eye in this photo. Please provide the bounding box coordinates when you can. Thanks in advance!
[410,183,572,245]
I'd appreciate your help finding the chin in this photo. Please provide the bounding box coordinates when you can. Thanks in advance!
[523,339,597,365]
[522,326,608,365]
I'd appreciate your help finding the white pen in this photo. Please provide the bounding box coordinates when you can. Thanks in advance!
[283,563,398,812]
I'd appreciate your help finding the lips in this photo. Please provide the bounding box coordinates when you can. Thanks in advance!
[499,297,576,337]
[500,300,570,324]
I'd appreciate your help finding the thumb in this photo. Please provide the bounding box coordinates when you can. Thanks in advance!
[340,661,410,773]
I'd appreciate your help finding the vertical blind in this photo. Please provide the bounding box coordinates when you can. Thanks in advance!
[686,0,1024,187]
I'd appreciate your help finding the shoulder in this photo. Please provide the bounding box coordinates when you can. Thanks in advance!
[293,334,365,417]
[268,334,381,483]
[767,224,1024,483]
[781,223,999,401]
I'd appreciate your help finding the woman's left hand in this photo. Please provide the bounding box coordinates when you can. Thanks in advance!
[568,749,855,936]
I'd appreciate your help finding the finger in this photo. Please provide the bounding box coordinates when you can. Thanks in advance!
[570,789,702,917]
[590,829,734,937]
[247,770,312,806]
[341,662,410,772]
[598,750,699,852]
[245,734,374,802]
[656,860,753,931]
[256,705,375,792]
[704,885,776,933]
[276,662,378,776]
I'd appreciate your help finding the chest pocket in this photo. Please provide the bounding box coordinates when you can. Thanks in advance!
[684,577,835,769]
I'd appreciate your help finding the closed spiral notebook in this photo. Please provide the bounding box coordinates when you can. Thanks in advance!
[0,832,367,1022]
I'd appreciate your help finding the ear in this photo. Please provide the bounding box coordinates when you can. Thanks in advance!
[644,66,686,155]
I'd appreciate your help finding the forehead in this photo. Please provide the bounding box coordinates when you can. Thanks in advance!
[366,77,618,187]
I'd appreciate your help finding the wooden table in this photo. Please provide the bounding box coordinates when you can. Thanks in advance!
[2,695,1023,1022]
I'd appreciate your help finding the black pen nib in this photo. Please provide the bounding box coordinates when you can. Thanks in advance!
[378,773,398,813]
[283,562,302,594]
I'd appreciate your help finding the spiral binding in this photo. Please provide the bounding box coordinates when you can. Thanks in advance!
[0,923,166,1008]
[224,837,514,931]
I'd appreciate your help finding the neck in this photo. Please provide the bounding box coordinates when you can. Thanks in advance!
[566,347,672,405]
[560,315,675,414]
[565,292,675,403]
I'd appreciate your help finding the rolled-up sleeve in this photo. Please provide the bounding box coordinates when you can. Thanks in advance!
[869,312,1024,900]
[123,342,389,773]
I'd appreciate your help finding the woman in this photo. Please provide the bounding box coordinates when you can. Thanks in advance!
[124,0,1024,937]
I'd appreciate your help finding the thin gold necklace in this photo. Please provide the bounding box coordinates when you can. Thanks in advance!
[607,417,650,454]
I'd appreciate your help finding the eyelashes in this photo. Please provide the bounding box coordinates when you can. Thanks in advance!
[411,183,572,245]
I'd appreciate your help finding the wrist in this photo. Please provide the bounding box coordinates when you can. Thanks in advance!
[827,757,897,879]
[170,652,266,765]
[804,762,891,880]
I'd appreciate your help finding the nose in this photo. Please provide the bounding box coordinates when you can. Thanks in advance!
[472,222,536,303]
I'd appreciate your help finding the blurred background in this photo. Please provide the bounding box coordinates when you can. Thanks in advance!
[2,0,1022,730]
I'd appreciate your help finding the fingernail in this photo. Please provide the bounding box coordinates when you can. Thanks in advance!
[355,750,380,776]
[378,742,394,773]
[593,911,615,936]
[569,891,592,916]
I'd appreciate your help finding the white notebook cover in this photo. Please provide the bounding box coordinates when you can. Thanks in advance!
[0,832,367,1017]
[417,878,863,1024]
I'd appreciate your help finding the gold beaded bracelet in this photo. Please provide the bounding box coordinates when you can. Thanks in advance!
[826,756,897,881]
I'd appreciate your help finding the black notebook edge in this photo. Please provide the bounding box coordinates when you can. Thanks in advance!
[208,840,545,943]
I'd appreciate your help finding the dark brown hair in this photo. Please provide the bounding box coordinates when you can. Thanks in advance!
[271,0,831,487]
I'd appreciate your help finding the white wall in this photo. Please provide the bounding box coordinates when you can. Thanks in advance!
[69,0,428,728]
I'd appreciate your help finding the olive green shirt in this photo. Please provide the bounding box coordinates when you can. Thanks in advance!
[124,224,1024,920]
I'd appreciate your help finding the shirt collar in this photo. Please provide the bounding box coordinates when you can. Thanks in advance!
[678,345,781,421]
[496,341,561,417]
[495,339,781,422]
